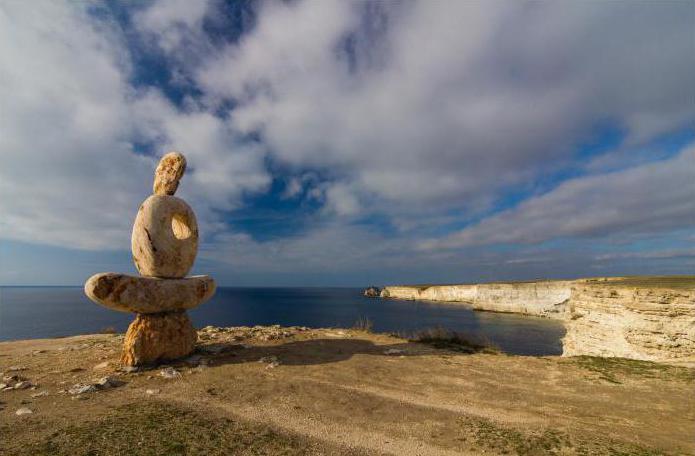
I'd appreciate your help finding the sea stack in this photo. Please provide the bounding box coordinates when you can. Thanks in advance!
[84,152,216,366]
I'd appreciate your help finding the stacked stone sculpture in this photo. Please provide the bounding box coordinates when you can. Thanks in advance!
[85,152,216,366]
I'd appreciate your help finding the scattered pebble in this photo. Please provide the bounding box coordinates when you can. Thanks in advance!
[67,376,124,395]
[258,356,281,369]
[13,381,33,390]
[146,388,160,395]
[30,391,49,398]
[1,375,31,391]
[68,384,98,395]
[8,366,28,372]
[159,367,181,379]
[93,361,110,370]
[120,366,139,374]
[258,356,279,364]
[96,376,125,389]
[15,407,32,416]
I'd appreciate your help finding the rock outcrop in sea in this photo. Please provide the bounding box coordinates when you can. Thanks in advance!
[84,152,216,366]
[363,287,381,297]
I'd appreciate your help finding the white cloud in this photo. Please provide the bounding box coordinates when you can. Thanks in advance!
[423,145,695,250]
[135,0,209,54]
[0,1,268,250]
[196,0,695,220]
[1,0,694,283]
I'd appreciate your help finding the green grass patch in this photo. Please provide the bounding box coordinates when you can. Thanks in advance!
[569,356,695,384]
[457,414,667,455]
[4,401,332,456]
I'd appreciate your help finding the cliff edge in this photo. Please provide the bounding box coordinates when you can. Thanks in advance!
[379,277,695,364]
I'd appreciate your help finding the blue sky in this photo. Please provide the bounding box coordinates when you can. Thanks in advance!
[1,0,694,286]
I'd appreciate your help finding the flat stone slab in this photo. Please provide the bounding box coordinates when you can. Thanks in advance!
[85,273,215,314]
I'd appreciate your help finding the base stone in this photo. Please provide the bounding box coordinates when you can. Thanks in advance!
[121,311,197,366]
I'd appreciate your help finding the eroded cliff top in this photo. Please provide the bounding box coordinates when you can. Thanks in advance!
[385,275,695,290]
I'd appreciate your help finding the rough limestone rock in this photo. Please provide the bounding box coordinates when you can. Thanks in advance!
[153,152,186,196]
[562,284,695,363]
[380,281,572,319]
[121,312,197,366]
[84,272,215,314]
[131,195,198,278]
[380,278,695,363]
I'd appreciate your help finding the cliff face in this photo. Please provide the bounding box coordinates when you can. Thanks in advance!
[563,284,695,363]
[380,278,695,363]
[380,281,572,319]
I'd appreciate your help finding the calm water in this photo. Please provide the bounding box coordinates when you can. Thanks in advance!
[0,287,565,355]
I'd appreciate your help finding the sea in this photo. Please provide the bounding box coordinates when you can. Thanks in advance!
[0,287,565,356]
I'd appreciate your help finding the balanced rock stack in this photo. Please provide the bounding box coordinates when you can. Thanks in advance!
[85,152,216,366]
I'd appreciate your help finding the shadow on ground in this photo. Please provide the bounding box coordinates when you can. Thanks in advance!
[189,337,488,368]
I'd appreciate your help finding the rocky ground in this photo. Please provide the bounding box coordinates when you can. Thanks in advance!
[1,325,693,455]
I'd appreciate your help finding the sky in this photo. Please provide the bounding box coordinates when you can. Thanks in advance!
[1,0,694,286]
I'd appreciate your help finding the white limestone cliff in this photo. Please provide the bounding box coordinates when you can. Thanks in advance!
[380,281,572,319]
[379,278,695,363]
[563,283,695,364]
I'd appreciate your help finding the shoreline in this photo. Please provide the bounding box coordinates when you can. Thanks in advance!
[375,276,695,364]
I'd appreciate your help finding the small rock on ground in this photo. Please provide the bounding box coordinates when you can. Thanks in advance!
[159,367,181,379]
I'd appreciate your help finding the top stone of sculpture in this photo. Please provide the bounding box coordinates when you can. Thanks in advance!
[132,152,198,278]
[153,152,187,195]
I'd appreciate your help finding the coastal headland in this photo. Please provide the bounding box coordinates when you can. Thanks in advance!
[1,325,693,455]
[379,276,695,365]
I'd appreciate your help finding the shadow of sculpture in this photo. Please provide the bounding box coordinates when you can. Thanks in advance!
[182,336,493,369]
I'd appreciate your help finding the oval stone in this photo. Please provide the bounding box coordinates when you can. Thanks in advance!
[153,152,186,196]
[131,195,198,278]
[84,273,215,314]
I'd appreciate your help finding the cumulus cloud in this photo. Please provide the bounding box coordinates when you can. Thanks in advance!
[0,1,269,250]
[1,0,694,283]
[134,0,210,54]
[196,0,695,219]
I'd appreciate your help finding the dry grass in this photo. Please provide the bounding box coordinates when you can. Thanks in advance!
[583,275,695,289]
[568,356,695,384]
[2,401,350,456]
[409,326,499,354]
[351,316,373,333]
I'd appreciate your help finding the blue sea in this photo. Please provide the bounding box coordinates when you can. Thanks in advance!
[0,287,565,356]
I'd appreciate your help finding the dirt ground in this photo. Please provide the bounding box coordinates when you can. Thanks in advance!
[1,326,693,455]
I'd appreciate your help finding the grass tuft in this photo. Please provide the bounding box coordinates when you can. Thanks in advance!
[410,326,499,354]
[352,316,373,333]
